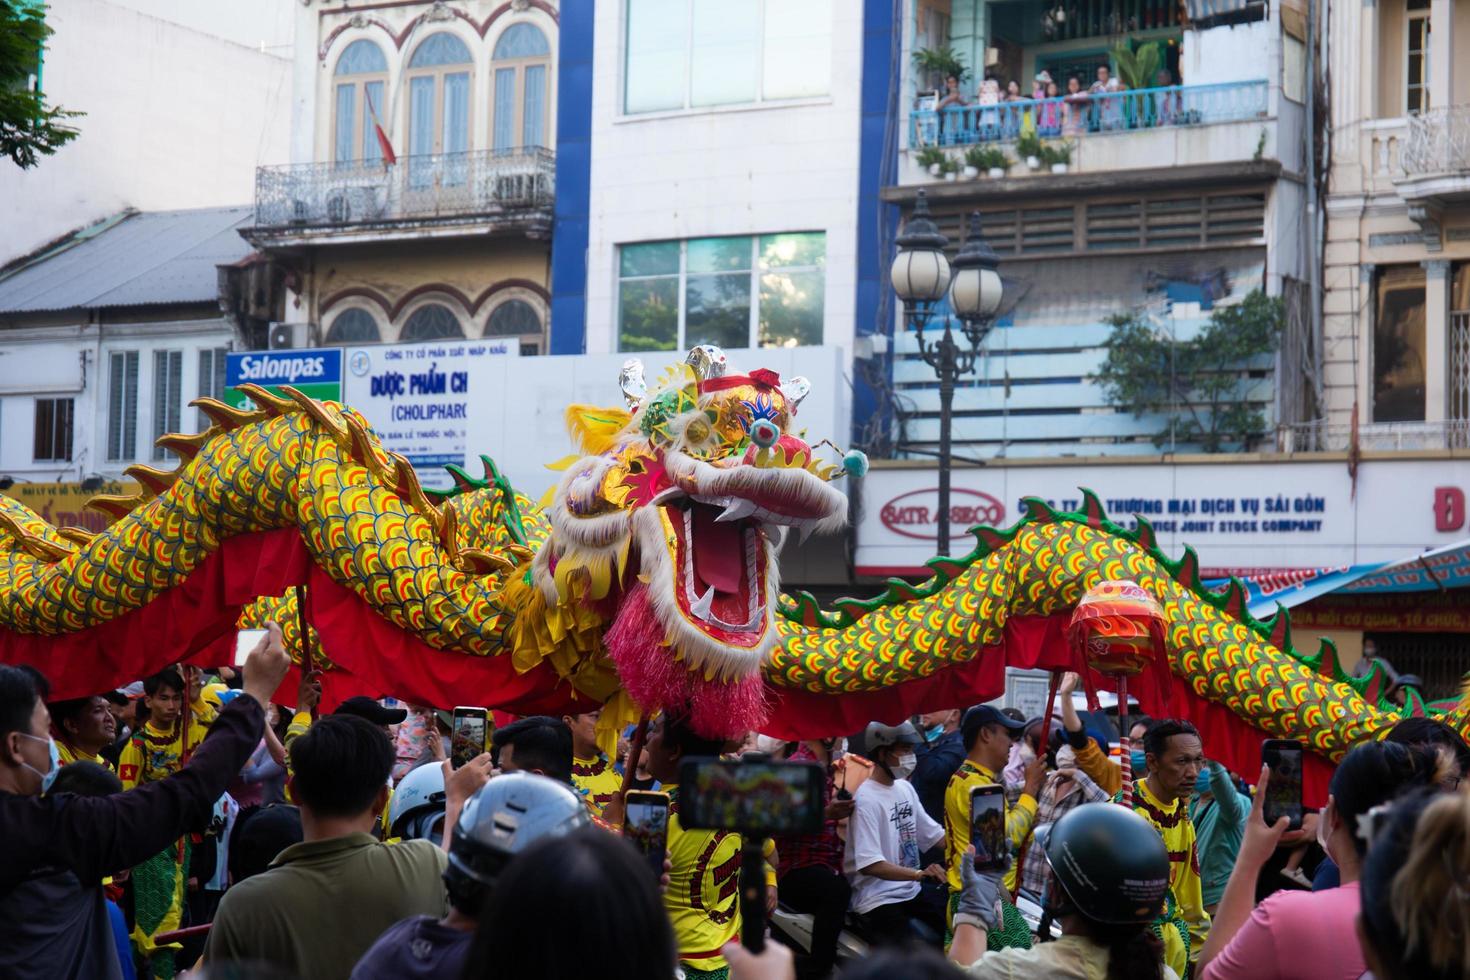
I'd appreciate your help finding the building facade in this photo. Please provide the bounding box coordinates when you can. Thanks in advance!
[243,0,560,355]
[1321,0,1470,446]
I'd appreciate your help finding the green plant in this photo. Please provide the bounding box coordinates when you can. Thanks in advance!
[915,146,947,170]
[1014,132,1044,159]
[1038,141,1073,166]
[1094,290,1285,452]
[940,155,962,175]
[1,4,82,168]
[912,46,970,85]
[968,146,1011,171]
[1110,41,1162,91]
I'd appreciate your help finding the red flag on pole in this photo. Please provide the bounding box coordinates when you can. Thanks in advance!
[365,89,396,166]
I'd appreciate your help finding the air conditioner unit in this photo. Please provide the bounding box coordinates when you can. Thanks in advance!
[268,322,314,350]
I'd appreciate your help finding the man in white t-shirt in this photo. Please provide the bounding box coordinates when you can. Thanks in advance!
[845,720,947,946]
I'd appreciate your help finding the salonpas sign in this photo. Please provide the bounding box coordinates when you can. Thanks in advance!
[855,456,1470,577]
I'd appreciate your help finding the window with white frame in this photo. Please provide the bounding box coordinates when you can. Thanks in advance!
[107,350,139,462]
[617,233,825,352]
[197,348,228,429]
[33,397,73,462]
[623,0,832,115]
[153,350,183,459]
[1406,0,1430,114]
[333,39,389,165]
[492,23,552,150]
[406,33,473,186]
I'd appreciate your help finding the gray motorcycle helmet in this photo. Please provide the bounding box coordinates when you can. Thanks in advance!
[863,720,922,754]
[444,772,590,912]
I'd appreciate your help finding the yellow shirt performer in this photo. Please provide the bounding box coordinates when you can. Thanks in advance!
[564,709,623,818]
[49,694,118,770]
[943,705,1043,950]
[1133,718,1211,978]
[119,668,210,980]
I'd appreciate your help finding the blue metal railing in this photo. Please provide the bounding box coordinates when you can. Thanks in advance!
[910,80,1269,148]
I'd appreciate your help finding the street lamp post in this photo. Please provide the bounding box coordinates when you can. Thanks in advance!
[890,191,1004,557]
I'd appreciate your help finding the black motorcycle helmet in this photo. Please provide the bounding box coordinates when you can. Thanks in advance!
[444,772,590,913]
[1038,802,1170,925]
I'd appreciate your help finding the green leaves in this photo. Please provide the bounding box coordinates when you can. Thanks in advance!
[1094,290,1285,452]
[1110,41,1162,91]
[1,2,82,169]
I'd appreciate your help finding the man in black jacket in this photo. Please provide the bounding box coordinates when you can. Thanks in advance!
[0,624,290,980]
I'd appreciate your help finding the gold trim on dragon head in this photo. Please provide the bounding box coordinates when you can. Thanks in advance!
[533,346,849,685]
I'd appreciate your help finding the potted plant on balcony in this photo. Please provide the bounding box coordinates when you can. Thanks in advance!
[941,156,961,181]
[1015,132,1044,170]
[961,146,987,179]
[972,146,1011,178]
[915,146,947,177]
[1039,141,1074,173]
[912,46,970,97]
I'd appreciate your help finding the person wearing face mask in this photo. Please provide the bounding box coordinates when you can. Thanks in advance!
[1188,761,1247,914]
[846,721,947,946]
[1194,740,1449,980]
[912,708,965,825]
[943,706,1043,951]
[0,627,291,980]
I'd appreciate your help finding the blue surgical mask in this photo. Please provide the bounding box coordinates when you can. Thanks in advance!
[1129,749,1147,774]
[1194,768,1214,794]
[924,724,944,743]
[19,733,60,793]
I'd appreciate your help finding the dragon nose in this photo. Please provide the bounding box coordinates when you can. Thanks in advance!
[743,433,813,468]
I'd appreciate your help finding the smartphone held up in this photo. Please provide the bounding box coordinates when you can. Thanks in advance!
[1261,738,1304,829]
[451,706,491,770]
[677,756,825,836]
[623,790,671,880]
[970,784,1008,872]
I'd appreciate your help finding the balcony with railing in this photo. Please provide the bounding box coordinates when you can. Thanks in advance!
[248,147,555,245]
[912,81,1268,148]
[1392,105,1470,235]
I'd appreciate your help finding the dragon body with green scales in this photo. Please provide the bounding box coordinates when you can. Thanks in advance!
[0,346,1462,801]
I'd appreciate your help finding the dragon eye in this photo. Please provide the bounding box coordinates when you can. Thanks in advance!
[684,417,712,444]
[749,418,780,448]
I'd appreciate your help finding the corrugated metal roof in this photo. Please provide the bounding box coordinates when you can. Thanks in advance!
[0,206,254,314]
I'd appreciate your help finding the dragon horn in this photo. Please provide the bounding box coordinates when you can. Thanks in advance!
[780,375,811,411]
[619,359,648,409]
[685,345,728,382]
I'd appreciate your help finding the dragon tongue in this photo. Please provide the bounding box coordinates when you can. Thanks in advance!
[692,502,744,594]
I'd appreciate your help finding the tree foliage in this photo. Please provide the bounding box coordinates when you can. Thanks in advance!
[1,2,82,169]
[1094,289,1285,452]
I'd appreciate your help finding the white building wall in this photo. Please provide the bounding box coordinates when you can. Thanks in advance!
[0,0,293,261]
[0,322,235,483]
[583,2,863,357]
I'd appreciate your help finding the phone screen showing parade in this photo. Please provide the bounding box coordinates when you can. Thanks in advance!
[970,785,1008,871]
[1261,739,1303,829]
[451,707,488,770]
[624,791,671,879]
[678,758,825,835]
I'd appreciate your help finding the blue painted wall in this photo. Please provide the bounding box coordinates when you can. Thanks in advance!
[853,0,900,447]
[550,0,594,354]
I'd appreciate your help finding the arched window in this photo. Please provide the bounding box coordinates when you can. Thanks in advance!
[401,303,465,341]
[325,308,382,345]
[406,33,473,185]
[491,23,551,151]
[333,40,389,166]
[485,297,545,355]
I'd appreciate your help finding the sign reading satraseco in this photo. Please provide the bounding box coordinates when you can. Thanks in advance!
[225,349,343,409]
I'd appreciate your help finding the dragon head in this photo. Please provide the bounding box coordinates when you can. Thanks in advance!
[533,346,850,731]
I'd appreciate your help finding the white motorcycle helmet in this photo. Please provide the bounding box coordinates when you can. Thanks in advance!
[389,762,448,844]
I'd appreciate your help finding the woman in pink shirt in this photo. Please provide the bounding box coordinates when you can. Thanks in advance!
[1197,741,1448,980]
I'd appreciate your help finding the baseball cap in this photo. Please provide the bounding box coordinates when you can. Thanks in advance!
[334,696,408,726]
[961,704,1028,746]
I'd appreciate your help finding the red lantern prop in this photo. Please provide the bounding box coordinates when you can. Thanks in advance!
[1068,580,1166,806]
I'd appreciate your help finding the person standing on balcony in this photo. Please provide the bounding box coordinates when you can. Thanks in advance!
[1155,69,1182,126]
[978,77,1002,141]
[937,75,967,110]
[1063,76,1088,135]
[937,75,968,145]
[1039,80,1062,136]
[1090,65,1122,131]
